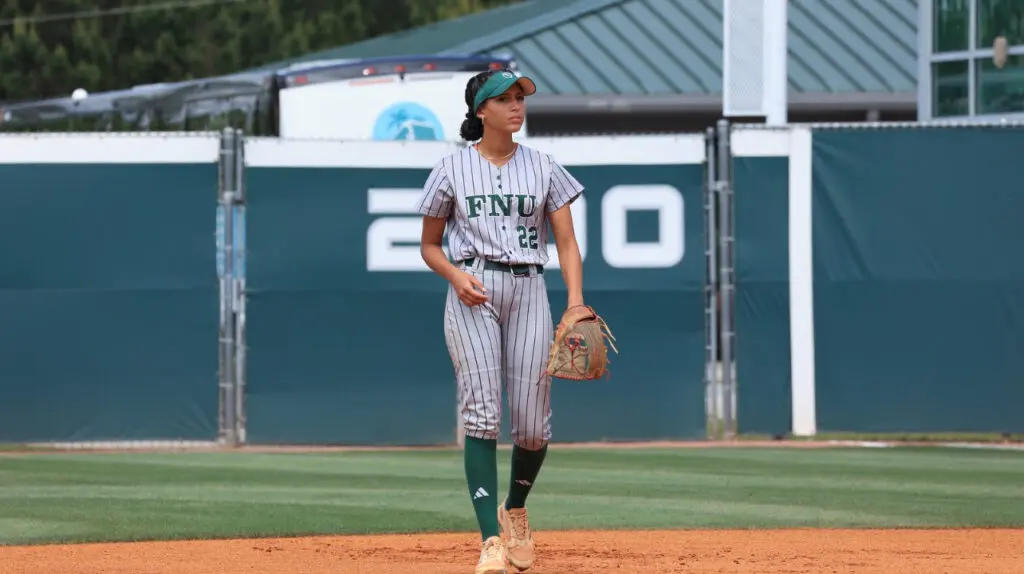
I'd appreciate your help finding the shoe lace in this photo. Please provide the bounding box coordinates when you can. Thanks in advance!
[509,509,530,539]
[482,538,503,560]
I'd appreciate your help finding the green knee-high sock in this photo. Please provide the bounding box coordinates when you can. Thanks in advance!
[464,436,500,540]
[505,443,548,509]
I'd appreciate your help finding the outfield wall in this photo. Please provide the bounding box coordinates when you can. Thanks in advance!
[1,124,1021,444]
[0,133,711,444]
[241,136,708,444]
[0,134,220,442]
[732,124,1024,436]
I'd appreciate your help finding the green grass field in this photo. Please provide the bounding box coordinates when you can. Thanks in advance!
[1,446,1022,546]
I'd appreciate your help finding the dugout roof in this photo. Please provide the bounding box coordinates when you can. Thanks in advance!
[253,0,918,117]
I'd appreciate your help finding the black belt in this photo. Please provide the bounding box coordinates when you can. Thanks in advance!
[463,257,544,276]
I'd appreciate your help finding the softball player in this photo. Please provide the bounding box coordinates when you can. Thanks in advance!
[416,69,585,573]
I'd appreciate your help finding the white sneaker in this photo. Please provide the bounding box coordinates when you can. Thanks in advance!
[475,535,507,574]
[498,499,535,571]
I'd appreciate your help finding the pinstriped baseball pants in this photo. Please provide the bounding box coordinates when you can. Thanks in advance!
[443,258,553,450]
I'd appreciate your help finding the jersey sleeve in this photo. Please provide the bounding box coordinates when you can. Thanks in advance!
[415,160,454,219]
[545,158,585,213]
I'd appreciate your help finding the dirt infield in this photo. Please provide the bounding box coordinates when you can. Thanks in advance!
[5,528,1023,573]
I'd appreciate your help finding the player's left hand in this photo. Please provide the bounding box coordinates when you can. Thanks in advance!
[547,305,618,380]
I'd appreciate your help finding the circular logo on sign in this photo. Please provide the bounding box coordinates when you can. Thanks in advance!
[372,102,445,141]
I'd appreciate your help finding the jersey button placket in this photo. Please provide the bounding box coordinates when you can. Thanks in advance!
[498,170,513,256]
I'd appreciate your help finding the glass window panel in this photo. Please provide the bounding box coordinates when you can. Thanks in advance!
[977,0,1024,47]
[183,96,258,132]
[935,0,971,52]
[933,60,971,116]
[976,54,1024,113]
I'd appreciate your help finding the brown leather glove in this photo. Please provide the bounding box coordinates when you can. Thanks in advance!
[546,305,618,380]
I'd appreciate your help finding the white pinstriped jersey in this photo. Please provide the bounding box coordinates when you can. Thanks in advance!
[415,144,584,266]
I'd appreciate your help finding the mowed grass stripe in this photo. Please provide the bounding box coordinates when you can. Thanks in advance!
[6,447,1021,483]
[0,447,1022,545]
[0,484,928,525]
[0,498,467,544]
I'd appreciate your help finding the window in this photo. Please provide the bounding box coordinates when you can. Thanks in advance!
[976,54,1024,113]
[935,0,971,52]
[977,0,1024,48]
[924,0,1024,118]
[934,61,971,116]
[183,97,258,133]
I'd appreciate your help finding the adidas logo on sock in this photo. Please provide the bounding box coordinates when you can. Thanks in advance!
[472,487,489,500]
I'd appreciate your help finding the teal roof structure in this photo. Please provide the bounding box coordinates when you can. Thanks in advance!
[253,1,573,71]
[264,0,918,100]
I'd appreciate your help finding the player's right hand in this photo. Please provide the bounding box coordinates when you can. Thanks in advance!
[451,270,488,307]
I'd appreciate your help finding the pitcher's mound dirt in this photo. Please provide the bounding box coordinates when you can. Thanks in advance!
[4,528,1023,573]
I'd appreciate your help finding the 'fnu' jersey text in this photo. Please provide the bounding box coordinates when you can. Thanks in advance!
[415,144,584,266]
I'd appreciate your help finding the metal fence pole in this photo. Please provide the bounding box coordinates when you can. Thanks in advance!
[232,128,248,445]
[703,127,723,440]
[217,128,239,447]
[715,119,738,440]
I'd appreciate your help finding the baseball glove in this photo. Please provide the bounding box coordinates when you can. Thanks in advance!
[546,305,618,381]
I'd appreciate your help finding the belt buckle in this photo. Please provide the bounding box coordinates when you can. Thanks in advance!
[510,264,530,277]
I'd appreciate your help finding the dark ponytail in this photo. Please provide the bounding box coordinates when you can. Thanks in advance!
[460,70,496,142]
[460,111,484,142]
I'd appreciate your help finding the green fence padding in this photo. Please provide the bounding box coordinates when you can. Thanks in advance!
[812,127,1024,433]
[734,156,792,436]
[245,163,707,444]
[0,163,218,441]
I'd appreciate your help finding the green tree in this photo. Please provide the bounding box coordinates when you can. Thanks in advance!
[0,0,524,102]
[408,0,518,23]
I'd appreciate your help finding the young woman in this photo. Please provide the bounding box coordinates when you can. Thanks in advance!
[414,69,585,574]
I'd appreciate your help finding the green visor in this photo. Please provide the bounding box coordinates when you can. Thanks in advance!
[473,71,537,111]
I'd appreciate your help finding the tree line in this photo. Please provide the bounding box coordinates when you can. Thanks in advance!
[0,0,521,103]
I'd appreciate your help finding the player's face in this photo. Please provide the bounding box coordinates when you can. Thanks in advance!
[481,84,526,134]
